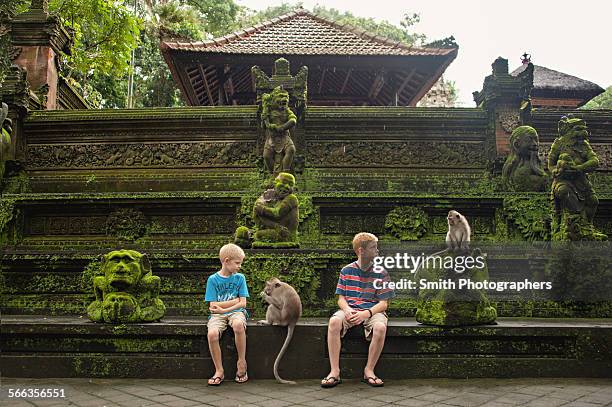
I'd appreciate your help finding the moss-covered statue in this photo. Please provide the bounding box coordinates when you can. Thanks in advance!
[1,102,13,180]
[87,250,166,323]
[415,211,496,326]
[501,125,547,191]
[547,115,606,241]
[262,87,297,174]
[235,172,299,249]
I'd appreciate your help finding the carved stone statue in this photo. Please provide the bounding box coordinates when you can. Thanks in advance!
[1,102,13,180]
[416,248,497,327]
[261,87,297,174]
[235,172,299,249]
[502,125,547,191]
[548,115,606,241]
[87,250,166,323]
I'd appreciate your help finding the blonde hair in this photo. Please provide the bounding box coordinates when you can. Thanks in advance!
[352,232,378,253]
[219,243,245,262]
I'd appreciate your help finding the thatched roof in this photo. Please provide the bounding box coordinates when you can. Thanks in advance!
[511,64,604,103]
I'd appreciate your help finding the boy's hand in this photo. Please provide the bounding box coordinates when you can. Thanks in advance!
[347,310,367,325]
[209,304,224,314]
[343,308,358,322]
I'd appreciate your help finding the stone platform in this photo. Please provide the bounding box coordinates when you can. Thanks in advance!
[2,316,610,379]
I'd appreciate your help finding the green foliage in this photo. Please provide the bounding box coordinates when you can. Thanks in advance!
[581,86,612,110]
[239,253,321,317]
[81,258,103,294]
[52,0,142,78]
[502,196,550,241]
[385,206,428,241]
[545,243,611,302]
[0,197,16,245]
[242,2,426,46]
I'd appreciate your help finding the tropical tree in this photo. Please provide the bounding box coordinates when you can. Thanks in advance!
[581,86,612,110]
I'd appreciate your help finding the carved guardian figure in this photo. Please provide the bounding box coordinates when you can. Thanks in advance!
[502,125,547,191]
[1,102,13,180]
[261,87,297,174]
[547,115,606,240]
[235,172,299,249]
[87,250,166,323]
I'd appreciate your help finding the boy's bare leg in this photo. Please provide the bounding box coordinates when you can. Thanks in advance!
[322,316,342,384]
[363,323,386,385]
[207,330,224,383]
[232,321,248,381]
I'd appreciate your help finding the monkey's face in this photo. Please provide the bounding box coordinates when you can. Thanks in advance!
[103,251,144,289]
[447,210,463,226]
[264,278,282,295]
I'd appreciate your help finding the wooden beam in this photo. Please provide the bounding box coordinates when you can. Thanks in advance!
[396,68,417,97]
[198,64,214,106]
[318,67,327,94]
[368,70,385,100]
[340,68,353,94]
[407,52,457,106]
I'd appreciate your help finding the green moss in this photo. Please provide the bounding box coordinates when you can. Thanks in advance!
[502,195,550,241]
[385,206,428,241]
[239,253,323,317]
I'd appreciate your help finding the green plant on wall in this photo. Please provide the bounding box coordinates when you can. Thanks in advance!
[239,254,322,317]
[503,196,550,241]
[385,206,428,241]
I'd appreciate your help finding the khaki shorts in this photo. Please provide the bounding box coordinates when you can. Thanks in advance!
[207,312,247,338]
[331,309,388,341]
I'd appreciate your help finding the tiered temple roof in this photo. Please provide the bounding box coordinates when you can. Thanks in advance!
[161,9,458,106]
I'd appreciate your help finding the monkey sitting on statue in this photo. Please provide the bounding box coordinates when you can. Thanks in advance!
[87,250,166,323]
[259,277,302,384]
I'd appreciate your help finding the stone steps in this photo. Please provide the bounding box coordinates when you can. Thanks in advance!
[2,316,610,379]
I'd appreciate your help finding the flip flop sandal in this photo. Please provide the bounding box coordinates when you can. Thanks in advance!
[362,376,384,387]
[207,375,224,386]
[320,376,342,388]
[235,372,249,383]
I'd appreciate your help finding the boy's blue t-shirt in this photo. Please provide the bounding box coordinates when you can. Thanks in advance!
[205,271,250,316]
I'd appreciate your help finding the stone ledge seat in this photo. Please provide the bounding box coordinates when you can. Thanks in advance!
[2,316,611,379]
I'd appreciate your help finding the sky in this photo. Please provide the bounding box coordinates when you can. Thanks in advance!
[236,0,611,106]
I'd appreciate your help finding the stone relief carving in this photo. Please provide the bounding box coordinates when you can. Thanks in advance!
[307,141,487,167]
[26,142,255,168]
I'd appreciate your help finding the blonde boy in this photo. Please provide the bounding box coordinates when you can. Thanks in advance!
[205,243,249,385]
[321,232,394,388]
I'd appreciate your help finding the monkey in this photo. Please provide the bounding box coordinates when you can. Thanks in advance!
[259,277,302,384]
[446,210,471,252]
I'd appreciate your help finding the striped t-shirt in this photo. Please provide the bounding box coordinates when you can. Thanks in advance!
[335,261,395,310]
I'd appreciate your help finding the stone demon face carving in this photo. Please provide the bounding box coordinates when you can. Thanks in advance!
[559,116,588,142]
[273,172,295,198]
[103,250,148,289]
[87,250,165,323]
[269,87,290,110]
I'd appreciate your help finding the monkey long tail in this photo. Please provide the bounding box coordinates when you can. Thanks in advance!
[273,324,296,384]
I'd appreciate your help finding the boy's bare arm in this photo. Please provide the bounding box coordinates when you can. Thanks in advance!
[210,297,247,313]
[210,298,241,308]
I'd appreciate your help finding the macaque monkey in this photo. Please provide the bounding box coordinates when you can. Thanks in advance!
[259,277,302,384]
[446,210,471,251]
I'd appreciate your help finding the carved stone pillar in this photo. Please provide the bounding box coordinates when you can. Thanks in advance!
[473,57,533,157]
[9,0,72,110]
